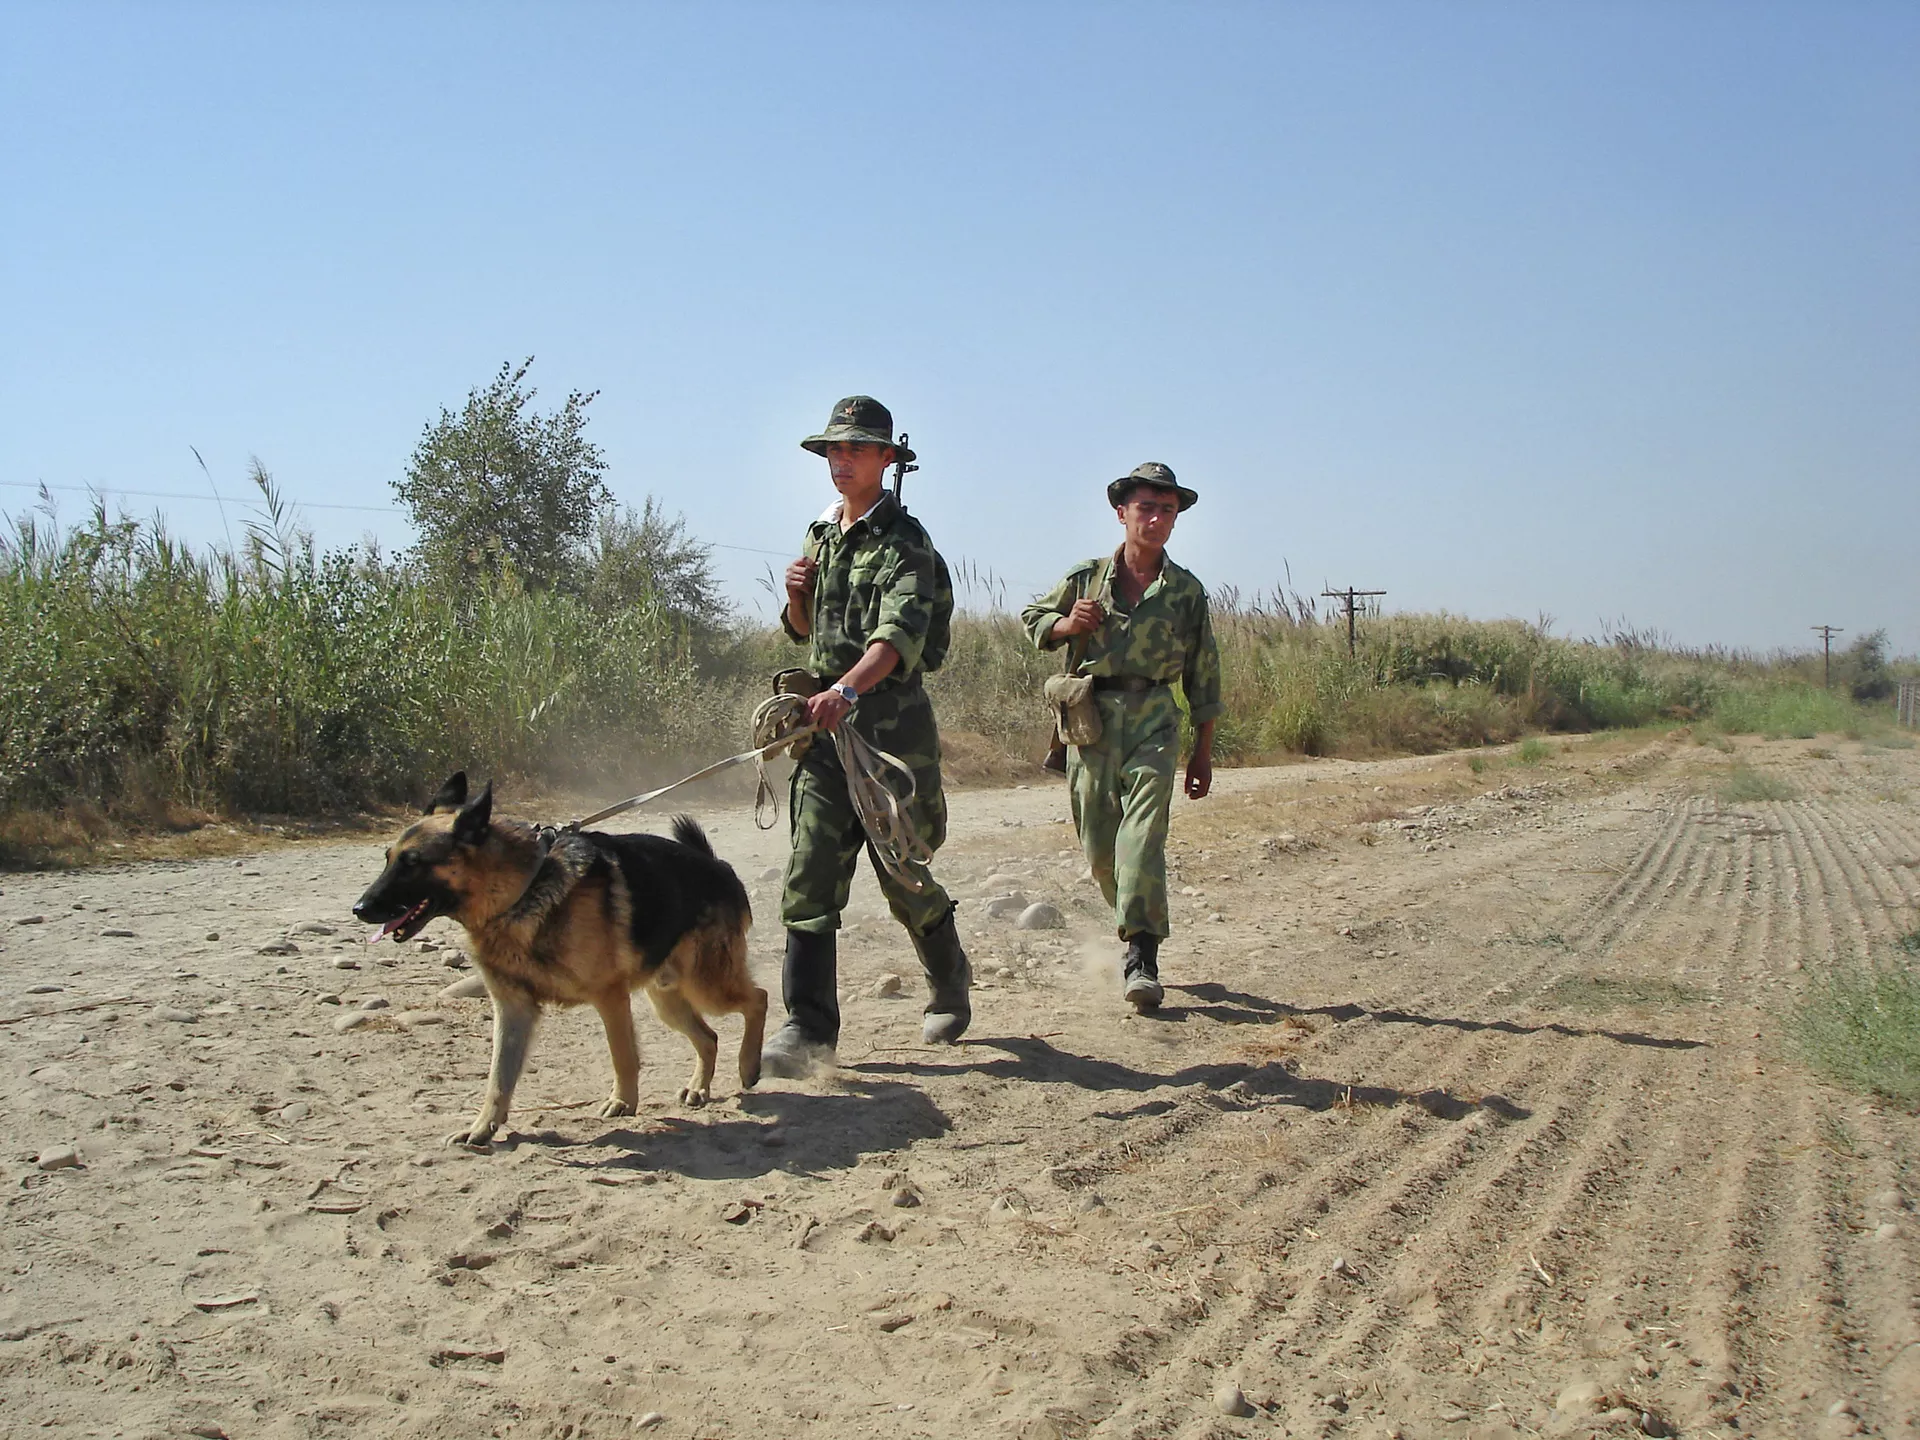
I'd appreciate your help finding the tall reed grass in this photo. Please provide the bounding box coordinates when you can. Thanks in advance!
[0,495,737,820]
[1,498,1902,832]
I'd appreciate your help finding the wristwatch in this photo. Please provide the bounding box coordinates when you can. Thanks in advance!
[830,682,858,704]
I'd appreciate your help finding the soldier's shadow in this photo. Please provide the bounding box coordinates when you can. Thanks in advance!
[1155,980,1290,1024]
[850,1034,1531,1122]
[1161,981,1705,1051]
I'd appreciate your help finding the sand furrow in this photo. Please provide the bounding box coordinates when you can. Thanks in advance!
[1571,802,1694,952]
[1077,1026,1596,1437]
[1776,800,1853,968]
[1791,797,1913,950]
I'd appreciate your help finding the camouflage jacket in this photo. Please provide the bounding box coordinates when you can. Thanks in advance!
[782,491,952,683]
[1021,550,1223,725]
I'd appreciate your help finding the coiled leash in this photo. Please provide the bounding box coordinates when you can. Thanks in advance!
[545,693,935,893]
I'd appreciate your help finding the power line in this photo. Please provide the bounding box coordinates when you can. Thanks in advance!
[0,478,796,558]
[0,478,397,514]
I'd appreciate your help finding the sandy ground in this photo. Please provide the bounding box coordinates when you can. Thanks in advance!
[2,733,1918,1440]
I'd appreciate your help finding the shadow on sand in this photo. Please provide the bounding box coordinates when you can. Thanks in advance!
[491,978,1701,1177]
[1167,980,1707,1052]
[852,1033,1533,1125]
[493,1075,949,1181]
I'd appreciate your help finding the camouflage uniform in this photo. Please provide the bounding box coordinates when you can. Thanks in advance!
[1022,550,1221,939]
[780,489,956,938]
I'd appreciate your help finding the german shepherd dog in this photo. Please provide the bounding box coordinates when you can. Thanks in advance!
[352,773,767,1148]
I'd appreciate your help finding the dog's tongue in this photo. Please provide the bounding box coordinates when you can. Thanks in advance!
[367,899,428,944]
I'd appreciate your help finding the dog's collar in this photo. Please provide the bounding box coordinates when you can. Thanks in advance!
[499,826,556,917]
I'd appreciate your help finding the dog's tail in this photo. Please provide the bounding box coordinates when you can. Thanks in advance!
[670,814,715,856]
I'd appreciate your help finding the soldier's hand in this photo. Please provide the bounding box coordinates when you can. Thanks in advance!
[1058,598,1105,637]
[1184,754,1212,800]
[785,557,818,607]
[807,687,852,733]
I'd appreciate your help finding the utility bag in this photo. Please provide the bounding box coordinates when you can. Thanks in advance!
[1039,555,1114,771]
[1043,673,1102,746]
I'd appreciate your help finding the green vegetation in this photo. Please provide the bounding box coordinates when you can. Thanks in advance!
[1709,684,1857,740]
[1200,596,1898,763]
[1719,765,1798,804]
[3,372,1913,843]
[1794,959,1920,1108]
[1543,974,1704,1011]
[393,358,610,593]
[0,477,741,828]
[3,491,1905,842]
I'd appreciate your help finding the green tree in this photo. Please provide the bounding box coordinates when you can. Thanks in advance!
[584,497,728,633]
[1842,628,1894,703]
[395,359,609,591]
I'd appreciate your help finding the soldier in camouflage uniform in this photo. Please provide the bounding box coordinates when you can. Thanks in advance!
[1021,462,1222,1011]
[762,396,972,1078]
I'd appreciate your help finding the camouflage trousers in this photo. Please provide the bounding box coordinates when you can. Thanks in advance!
[1068,689,1179,939]
[780,685,955,938]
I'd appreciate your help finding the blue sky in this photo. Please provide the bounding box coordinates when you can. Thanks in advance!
[3,2,1915,653]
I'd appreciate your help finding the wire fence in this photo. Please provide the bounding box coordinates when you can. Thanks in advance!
[1900,678,1919,729]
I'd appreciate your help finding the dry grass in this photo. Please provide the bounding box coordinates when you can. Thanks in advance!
[3,495,1905,860]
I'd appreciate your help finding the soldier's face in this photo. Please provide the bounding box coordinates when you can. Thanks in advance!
[1117,492,1180,550]
[825,442,894,498]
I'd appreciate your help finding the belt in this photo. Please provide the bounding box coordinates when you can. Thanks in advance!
[1091,675,1167,694]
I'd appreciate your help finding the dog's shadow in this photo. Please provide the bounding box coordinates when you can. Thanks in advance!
[507,1076,949,1181]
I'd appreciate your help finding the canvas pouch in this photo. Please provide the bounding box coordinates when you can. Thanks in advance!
[1042,673,1102,746]
[1039,555,1114,752]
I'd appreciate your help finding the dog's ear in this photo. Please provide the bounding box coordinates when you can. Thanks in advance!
[426,772,468,815]
[451,782,493,846]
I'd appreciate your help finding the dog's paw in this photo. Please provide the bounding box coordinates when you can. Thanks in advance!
[446,1128,494,1151]
[678,1086,710,1108]
[598,1098,636,1119]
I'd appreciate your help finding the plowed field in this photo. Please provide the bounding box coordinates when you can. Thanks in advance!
[3,733,1916,1439]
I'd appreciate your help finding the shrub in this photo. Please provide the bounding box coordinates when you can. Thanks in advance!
[1719,766,1797,803]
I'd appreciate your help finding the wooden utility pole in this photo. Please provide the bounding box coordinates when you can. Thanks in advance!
[1323,586,1387,658]
[1811,625,1843,689]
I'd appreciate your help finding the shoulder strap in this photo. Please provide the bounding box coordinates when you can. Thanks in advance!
[1064,554,1115,675]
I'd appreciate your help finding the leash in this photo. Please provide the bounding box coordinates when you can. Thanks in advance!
[566,695,814,834]
[552,693,935,893]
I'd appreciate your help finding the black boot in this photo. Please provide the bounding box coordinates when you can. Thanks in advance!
[762,929,839,1078]
[910,911,972,1044]
[1122,932,1163,1012]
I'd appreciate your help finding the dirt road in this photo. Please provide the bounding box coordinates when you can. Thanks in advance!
[2,734,1917,1439]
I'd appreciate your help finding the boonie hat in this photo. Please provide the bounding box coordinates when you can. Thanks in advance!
[801,395,915,464]
[1107,461,1198,511]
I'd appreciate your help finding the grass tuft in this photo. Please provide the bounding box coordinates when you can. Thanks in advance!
[1719,765,1797,804]
[1543,974,1703,1011]
[1514,737,1552,766]
[1793,961,1920,1108]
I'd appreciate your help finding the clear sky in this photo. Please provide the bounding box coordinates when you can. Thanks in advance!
[4,2,1915,654]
